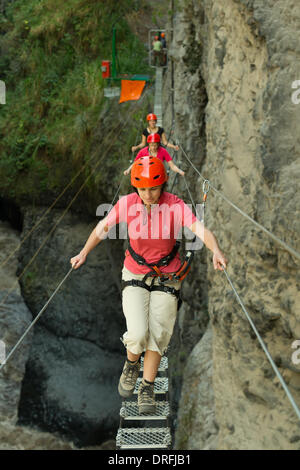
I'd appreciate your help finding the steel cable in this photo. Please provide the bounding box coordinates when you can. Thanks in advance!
[178,141,300,262]
[222,267,300,421]
[0,267,74,372]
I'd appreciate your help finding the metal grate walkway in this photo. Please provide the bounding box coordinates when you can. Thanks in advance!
[115,64,172,450]
[133,376,168,395]
[141,355,168,371]
[154,67,163,127]
[116,354,172,450]
[120,401,170,421]
[116,427,172,450]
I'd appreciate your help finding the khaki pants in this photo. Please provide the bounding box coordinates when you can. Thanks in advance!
[121,266,181,356]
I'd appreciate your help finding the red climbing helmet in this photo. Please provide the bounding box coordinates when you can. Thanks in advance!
[147,113,157,121]
[147,133,160,143]
[131,156,167,188]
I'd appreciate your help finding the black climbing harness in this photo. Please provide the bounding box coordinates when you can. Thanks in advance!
[122,240,194,308]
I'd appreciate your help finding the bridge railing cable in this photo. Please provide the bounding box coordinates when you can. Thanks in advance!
[180,145,300,422]
[222,267,300,421]
[177,141,300,262]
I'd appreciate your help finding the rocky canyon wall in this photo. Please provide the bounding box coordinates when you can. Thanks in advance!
[1,0,300,450]
[165,0,300,450]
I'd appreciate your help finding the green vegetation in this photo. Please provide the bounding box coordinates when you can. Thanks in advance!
[0,0,153,209]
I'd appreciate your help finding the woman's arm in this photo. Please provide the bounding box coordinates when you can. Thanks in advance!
[124,162,134,175]
[70,218,109,269]
[161,132,179,151]
[190,220,228,271]
[126,148,143,173]
[167,160,185,176]
[131,135,147,152]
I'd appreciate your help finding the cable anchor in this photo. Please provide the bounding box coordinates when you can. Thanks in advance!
[202,179,210,203]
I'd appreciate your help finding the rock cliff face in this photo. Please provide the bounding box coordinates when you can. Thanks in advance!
[16,206,125,446]
[164,0,300,450]
[0,220,75,449]
[1,0,300,450]
[0,220,32,424]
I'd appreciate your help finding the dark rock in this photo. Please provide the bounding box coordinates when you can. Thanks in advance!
[18,326,123,447]
[16,206,126,445]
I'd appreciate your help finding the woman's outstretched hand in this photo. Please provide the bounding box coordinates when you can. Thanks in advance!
[213,251,228,271]
[70,252,87,270]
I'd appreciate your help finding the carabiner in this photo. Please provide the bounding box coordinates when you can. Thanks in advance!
[202,179,210,203]
[202,179,210,195]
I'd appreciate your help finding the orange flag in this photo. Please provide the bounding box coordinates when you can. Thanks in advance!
[119,80,146,103]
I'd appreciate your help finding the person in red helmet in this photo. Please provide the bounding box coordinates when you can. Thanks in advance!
[160,32,167,65]
[70,156,228,414]
[131,113,179,153]
[125,133,184,176]
[160,32,167,48]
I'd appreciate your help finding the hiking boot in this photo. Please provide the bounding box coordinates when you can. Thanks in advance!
[138,379,156,415]
[118,359,141,398]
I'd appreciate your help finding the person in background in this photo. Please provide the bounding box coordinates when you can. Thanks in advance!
[160,32,167,65]
[125,133,184,176]
[160,32,167,49]
[152,35,162,66]
[131,113,179,153]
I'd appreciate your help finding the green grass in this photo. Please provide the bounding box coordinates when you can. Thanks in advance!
[0,0,153,207]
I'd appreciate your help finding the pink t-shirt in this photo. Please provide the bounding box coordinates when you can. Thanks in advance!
[105,191,197,274]
[135,146,172,163]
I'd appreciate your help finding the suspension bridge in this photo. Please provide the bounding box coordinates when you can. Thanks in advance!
[0,44,299,451]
